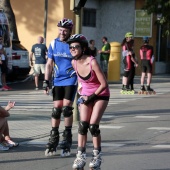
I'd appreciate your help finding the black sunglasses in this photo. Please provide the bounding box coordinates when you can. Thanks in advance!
[69,45,80,50]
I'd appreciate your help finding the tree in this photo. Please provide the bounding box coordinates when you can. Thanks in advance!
[143,0,170,35]
[0,0,19,40]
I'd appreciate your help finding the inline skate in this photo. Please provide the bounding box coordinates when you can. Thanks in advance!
[138,85,146,94]
[59,130,72,157]
[146,85,156,95]
[72,151,86,170]
[45,129,59,156]
[89,150,102,170]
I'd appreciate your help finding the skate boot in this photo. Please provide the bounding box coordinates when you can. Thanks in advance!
[120,85,131,94]
[72,151,86,170]
[45,129,59,156]
[89,150,102,170]
[146,85,156,94]
[138,85,146,94]
[59,130,72,157]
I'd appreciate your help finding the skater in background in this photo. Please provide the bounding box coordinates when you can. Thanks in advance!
[139,36,154,92]
[121,32,138,92]
[89,39,97,57]
[30,36,48,90]
[98,36,110,80]
[67,34,110,170]
[0,101,19,151]
[43,18,77,157]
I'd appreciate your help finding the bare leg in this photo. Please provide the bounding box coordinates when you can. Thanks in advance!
[141,72,145,85]
[34,75,39,87]
[147,73,152,85]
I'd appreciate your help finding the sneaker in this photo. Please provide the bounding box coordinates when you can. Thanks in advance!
[5,139,19,147]
[5,85,12,90]
[35,87,39,90]
[0,143,9,151]
[2,86,9,91]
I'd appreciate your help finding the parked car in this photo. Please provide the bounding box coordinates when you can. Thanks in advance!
[7,40,31,80]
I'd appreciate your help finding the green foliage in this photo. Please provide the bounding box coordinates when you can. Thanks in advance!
[143,0,170,36]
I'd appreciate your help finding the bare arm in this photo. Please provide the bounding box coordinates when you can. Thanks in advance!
[91,59,108,95]
[44,58,53,80]
[29,52,34,66]
[0,101,15,117]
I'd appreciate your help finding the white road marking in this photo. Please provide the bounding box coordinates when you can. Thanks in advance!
[148,127,170,130]
[100,125,124,129]
[152,145,170,148]
[134,116,159,119]
[87,142,125,147]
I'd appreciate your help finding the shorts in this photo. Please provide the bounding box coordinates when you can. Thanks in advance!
[100,60,109,72]
[52,85,77,102]
[0,62,8,74]
[123,70,130,77]
[33,64,46,75]
[141,60,152,73]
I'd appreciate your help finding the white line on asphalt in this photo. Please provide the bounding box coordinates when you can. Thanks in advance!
[87,142,125,147]
[100,125,124,129]
[102,115,116,118]
[134,116,159,119]
[148,127,170,130]
[152,145,170,148]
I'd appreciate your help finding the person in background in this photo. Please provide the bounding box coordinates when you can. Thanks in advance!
[139,36,155,92]
[121,32,138,92]
[89,39,97,57]
[30,36,47,90]
[0,101,19,151]
[0,38,11,91]
[98,36,110,80]
[43,18,77,157]
[67,34,110,170]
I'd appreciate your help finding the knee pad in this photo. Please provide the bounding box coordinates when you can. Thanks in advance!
[89,124,100,137]
[62,106,73,118]
[52,107,62,119]
[78,121,89,135]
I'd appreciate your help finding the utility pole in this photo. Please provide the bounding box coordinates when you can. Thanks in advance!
[44,0,48,44]
[70,0,87,122]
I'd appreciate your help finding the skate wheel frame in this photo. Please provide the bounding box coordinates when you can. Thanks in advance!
[60,149,71,157]
[45,148,57,156]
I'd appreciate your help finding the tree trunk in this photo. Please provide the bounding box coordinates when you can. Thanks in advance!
[0,0,19,40]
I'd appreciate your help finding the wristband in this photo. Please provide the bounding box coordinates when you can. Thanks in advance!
[43,80,49,91]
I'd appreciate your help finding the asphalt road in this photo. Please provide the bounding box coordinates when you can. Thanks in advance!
[0,75,170,170]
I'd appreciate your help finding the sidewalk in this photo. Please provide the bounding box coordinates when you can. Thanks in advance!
[6,74,170,144]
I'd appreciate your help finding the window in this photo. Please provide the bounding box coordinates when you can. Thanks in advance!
[83,8,96,27]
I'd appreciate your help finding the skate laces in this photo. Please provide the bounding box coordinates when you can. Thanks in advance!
[90,150,103,164]
[74,151,86,164]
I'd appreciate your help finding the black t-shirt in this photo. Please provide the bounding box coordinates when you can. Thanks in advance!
[31,43,47,64]
[89,47,97,57]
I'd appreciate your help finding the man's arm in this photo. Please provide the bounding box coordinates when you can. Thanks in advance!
[29,52,34,66]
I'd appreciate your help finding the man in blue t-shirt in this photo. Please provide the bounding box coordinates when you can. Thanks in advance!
[30,36,47,90]
[43,18,77,157]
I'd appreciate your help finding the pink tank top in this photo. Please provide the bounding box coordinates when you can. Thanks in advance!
[74,56,110,96]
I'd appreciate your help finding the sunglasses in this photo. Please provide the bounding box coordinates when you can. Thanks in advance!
[69,45,80,50]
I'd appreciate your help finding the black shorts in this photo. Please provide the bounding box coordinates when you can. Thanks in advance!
[52,85,77,102]
[141,60,152,73]
[123,70,130,77]
[0,62,8,74]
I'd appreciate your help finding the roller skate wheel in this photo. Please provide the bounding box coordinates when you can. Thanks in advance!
[45,148,57,156]
[60,149,71,157]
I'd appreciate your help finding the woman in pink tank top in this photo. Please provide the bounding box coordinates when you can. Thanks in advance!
[67,34,110,169]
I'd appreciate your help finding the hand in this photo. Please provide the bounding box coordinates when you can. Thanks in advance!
[5,101,15,111]
[43,80,50,95]
[84,93,97,105]
[98,50,102,54]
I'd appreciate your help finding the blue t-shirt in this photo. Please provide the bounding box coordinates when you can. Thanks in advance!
[31,43,47,64]
[48,38,77,86]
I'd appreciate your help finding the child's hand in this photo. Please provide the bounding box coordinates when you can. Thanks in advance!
[5,101,15,111]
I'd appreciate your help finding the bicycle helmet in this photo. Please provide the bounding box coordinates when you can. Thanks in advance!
[125,32,133,38]
[67,34,88,48]
[143,36,149,42]
[57,18,73,30]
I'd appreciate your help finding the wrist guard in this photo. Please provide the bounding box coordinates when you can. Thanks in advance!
[43,80,49,91]
[84,93,97,104]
